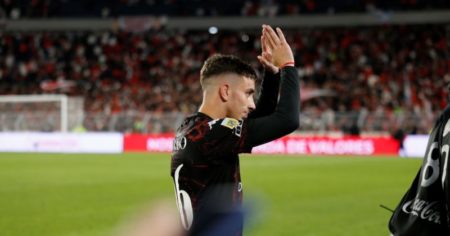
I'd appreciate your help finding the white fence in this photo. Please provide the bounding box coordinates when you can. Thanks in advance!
[0,109,438,134]
[0,132,123,153]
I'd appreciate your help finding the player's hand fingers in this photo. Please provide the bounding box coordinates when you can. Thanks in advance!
[257,55,266,64]
[262,52,272,61]
[276,27,287,44]
[262,25,276,50]
[258,53,270,64]
[258,55,279,74]
[258,55,270,68]
[261,35,269,54]
[264,25,281,45]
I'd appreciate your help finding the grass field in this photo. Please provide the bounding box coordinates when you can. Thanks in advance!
[0,153,421,236]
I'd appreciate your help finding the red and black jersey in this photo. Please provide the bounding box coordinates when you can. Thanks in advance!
[170,67,300,235]
[171,113,249,232]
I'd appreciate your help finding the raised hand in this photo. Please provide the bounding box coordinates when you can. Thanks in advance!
[257,31,279,74]
[261,25,294,68]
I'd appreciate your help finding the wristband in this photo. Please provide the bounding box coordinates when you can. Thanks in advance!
[280,61,295,68]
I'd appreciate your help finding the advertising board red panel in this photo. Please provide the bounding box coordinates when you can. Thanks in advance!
[123,134,399,156]
[123,134,174,152]
[253,136,399,155]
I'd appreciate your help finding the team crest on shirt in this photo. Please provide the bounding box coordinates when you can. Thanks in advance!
[221,118,239,129]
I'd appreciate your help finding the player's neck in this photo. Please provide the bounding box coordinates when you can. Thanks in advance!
[198,100,226,120]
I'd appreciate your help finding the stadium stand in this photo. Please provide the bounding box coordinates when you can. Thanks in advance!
[1,0,449,18]
[0,2,448,134]
[1,24,448,133]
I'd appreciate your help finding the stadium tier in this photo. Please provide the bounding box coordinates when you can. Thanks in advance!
[1,0,450,18]
[0,24,448,134]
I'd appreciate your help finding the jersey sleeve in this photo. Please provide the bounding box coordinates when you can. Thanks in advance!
[241,66,300,151]
[248,70,280,119]
[188,117,250,156]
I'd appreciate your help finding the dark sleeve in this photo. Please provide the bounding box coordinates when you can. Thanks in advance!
[248,70,280,119]
[241,66,300,152]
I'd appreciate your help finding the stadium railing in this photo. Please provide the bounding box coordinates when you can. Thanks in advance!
[0,110,436,135]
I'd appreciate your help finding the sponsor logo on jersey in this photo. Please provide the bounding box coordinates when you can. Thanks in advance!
[221,118,239,129]
[401,199,441,224]
[173,136,187,151]
[234,120,243,137]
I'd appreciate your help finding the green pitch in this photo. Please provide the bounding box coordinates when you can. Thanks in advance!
[0,153,421,236]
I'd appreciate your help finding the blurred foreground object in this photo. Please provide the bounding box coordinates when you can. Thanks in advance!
[115,200,184,236]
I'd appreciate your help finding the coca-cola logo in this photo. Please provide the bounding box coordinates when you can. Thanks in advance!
[402,199,441,224]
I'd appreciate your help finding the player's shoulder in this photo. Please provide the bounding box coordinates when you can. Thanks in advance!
[205,117,244,140]
[190,113,240,129]
[183,113,244,142]
[209,117,241,130]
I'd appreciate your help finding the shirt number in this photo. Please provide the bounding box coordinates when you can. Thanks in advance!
[174,164,193,230]
[420,142,450,189]
[441,144,449,189]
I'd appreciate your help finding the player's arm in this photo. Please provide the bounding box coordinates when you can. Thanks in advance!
[244,67,299,149]
[249,28,282,119]
[242,25,300,150]
[248,70,280,119]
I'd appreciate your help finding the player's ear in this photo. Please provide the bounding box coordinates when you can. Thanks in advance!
[219,83,230,102]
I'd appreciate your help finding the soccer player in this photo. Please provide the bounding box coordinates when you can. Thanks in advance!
[388,89,450,235]
[170,25,299,235]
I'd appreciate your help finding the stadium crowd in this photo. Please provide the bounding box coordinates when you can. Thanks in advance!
[1,0,449,18]
[0,24,448,133]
